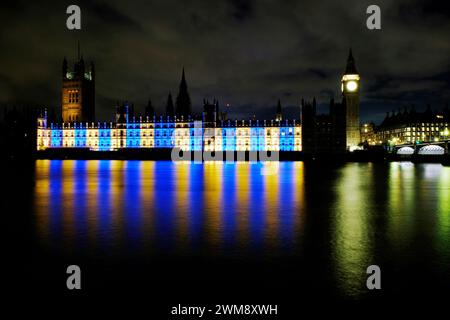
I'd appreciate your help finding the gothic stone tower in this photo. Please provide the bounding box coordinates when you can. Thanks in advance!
[61,49,95,122]
[341,49,360,150]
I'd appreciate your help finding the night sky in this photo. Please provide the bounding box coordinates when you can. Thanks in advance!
[0,0,449,124]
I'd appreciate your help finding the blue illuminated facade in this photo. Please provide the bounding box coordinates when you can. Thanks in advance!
[37,112,302,152]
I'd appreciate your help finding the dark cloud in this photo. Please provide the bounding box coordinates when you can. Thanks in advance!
[0,0,448,124]
[90,2,142,29]
[228,0,253,22]
[308,68,328,79]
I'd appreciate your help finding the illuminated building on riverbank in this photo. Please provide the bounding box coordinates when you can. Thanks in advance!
[376,106,450,145]
[36,102,302,152]
[36,50,369,154]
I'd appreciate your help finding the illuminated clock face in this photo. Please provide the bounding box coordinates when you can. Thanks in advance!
[346,80,358,92]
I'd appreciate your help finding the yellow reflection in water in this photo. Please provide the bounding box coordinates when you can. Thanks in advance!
[204,162,224,250]
[110,160,125,248]
[35,160,50,246]
[86,160,99,247]
[236,162,250,250]
[140,161,155,251]
[387,162,415,249]
[292,162,305,247]
[175,162,191,250]
[437,167,450,261]
[264,163,279,250]
[34,160,308,255]
[62,160,75,251]
[333,163,373,297]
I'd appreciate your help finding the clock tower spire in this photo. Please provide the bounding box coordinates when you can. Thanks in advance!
[345,48,358,74]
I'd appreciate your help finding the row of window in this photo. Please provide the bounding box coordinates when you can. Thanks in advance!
[42,131,302,138]
[45,132,301,137]
[407,127,444,132]
[122,124,300,128]
[68,92,79,103]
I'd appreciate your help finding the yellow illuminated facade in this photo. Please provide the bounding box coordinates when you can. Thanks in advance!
[37,113,302,152]
[377,110,450,145]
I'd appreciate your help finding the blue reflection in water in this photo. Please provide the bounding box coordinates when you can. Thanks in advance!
[73,161,87,250]
[97,160,112,249]
[37,160,305,255]
[123,161,143,251]
[48,160,63,246]
[36,161,450,257]
[153,161,176,250]
[33,160,450,298]
[189,163,204,248]
[278,164,295,251]
[222,164,237,250]
[248,164,266,251]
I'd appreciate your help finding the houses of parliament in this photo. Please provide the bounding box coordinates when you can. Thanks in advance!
[37,49,362,153]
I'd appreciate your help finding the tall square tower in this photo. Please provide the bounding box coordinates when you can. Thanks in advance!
[61,52,95,123]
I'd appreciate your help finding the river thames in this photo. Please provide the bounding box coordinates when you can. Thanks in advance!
[22,160,450,303]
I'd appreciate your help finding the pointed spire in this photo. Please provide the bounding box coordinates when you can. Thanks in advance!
[145,98,155,117]
[276,99,282,113]
[181,67,186,82]
[276,99,282,121]
[176,67,192,117]
[345,48,358,74]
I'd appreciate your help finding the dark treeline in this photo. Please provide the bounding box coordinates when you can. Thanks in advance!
[0,105,56,160]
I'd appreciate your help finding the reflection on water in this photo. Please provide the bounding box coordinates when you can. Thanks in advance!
[35,160,307,256]
[34,160,450,297]
[332,164,374,296]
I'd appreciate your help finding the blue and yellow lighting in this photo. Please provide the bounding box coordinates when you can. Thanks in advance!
[37,114,302,152]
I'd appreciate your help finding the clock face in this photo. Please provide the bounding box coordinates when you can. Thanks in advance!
[346,80,358,92]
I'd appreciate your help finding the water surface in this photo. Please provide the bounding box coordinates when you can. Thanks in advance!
[32,160,450,299]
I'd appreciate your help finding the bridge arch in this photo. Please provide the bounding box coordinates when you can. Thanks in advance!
[418,145,445,155]
[397,146,414,155]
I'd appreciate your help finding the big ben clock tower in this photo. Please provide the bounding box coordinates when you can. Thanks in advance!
[341,49,360,150]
